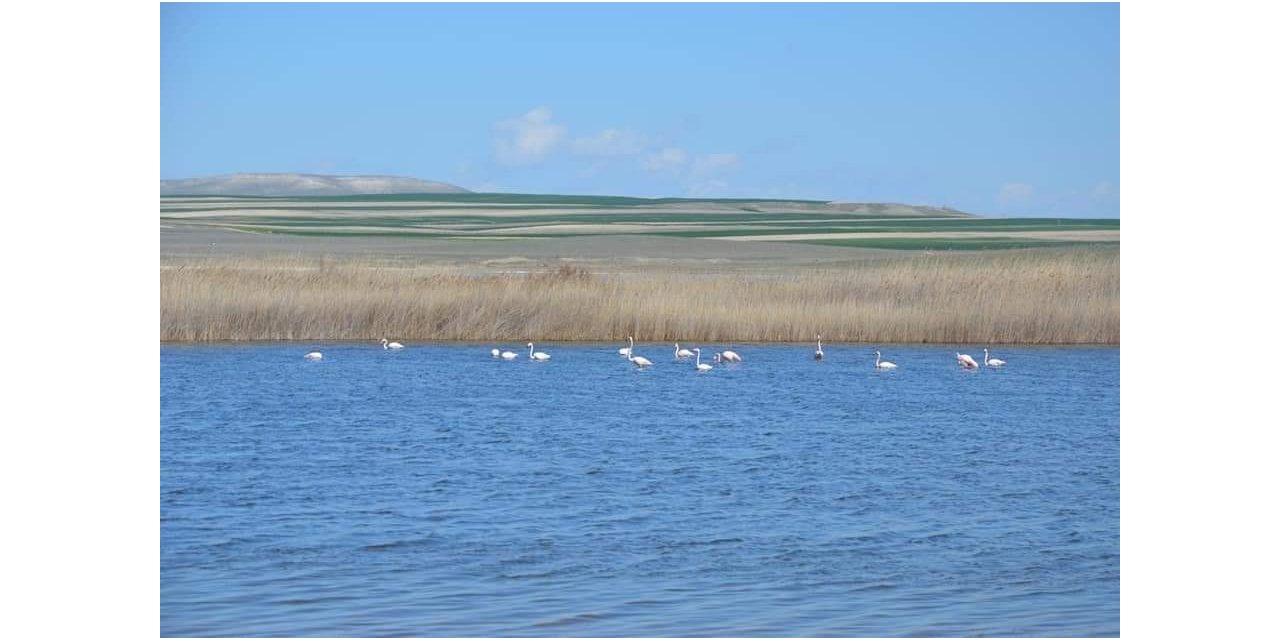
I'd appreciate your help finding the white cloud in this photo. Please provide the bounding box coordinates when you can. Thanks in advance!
[997,182,1035,207]
[492,107,567,165]
[687,179,730,197]
[486,112,745,196]
[642,147,689,173]
[642,149,742,195]
[692,153,740,177]
[572,129,645,157]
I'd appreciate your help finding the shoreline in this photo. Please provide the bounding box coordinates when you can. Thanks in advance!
[159,339,1120,346]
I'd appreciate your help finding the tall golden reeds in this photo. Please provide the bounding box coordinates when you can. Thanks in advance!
[160,249,1118,344]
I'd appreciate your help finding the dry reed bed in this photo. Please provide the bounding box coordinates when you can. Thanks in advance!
[160,249,1119,344]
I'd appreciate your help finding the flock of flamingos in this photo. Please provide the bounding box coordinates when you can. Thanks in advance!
[302,336,1008,371]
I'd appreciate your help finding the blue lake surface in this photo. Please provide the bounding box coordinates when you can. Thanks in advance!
[161,343,1119,637]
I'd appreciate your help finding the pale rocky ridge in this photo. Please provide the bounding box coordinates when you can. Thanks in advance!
[161,173,471,196]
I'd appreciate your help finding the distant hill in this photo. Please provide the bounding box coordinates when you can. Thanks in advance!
[161,173,471,196]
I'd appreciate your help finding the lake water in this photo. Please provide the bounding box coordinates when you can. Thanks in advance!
[161,343,1119,636]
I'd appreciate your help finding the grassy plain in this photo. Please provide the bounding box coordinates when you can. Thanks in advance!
[160,193,1119,343]
[161,193,1118,250]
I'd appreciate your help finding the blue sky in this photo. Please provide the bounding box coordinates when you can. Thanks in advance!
[161,3,1119,216]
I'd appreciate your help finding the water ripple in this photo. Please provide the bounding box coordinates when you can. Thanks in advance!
[162,343,1119,636]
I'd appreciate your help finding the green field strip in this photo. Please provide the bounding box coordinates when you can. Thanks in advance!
[163,210,1116,230]
[788,237,1120,251]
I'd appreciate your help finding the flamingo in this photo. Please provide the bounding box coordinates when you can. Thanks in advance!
[814,336,824,361]
[627,337,653,367]
[381,338,404,350]
[500,349,518,360]
[984,348,1006,367]
[720,349,743,363]
[528,342,551,361]
[674,343,694,359]
[618,336,633,357]
[694,348,712,372]
[957,352,979,369]
[874,350,897,369]
[304,351,323,361]
[491,348,500,358]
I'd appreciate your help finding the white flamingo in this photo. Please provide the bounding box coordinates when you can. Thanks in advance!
[720,349,743,363]
[984,348,1006,367]
[618,336,633,357]
[814,336,824,361]
[304,351,323,361]
[694,348,712,372]
[501,349,518,360]
[957,352,979,369]
[528,342,551,361]
[674,343,694,359]
[381,338,404,350]
[491,348,500,358]
[627,337,653,367]
[874,350,897,369]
